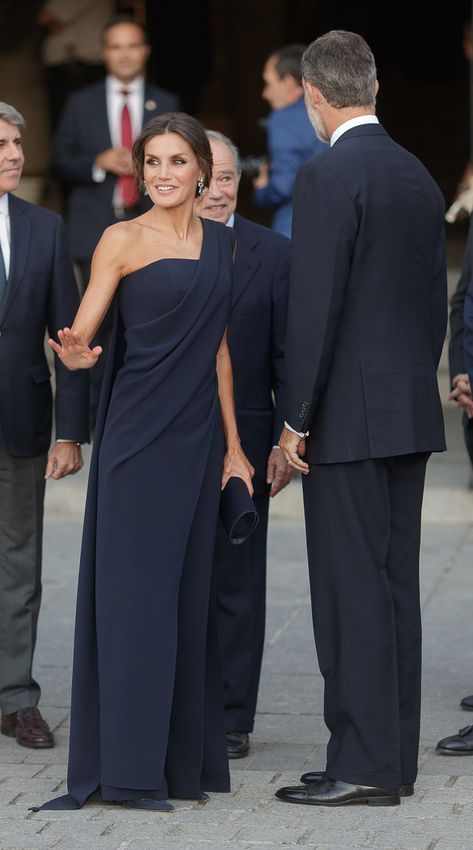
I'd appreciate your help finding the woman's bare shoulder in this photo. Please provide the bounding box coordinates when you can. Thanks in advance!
[100,220,140,246]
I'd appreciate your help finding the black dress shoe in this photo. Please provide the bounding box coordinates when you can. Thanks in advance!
[436,725,473,754]
[225,731,249,759]
[275,778,400,807]
[460,694,473,711]
[299,770,414,797]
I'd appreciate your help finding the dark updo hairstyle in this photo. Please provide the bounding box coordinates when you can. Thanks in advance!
[132,112,213,197]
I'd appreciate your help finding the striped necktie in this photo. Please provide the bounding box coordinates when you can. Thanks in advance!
[119,89,139,208]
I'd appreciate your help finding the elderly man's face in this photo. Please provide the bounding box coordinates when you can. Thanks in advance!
[0,119,24,196]
[197,139,240,225]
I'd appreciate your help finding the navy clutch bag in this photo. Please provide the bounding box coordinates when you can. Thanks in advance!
[220,476,259,545]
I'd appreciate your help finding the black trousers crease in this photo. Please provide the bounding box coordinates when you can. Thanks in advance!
[302,453,429,789]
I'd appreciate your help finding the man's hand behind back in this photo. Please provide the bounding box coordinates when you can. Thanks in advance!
[449,373,473,418]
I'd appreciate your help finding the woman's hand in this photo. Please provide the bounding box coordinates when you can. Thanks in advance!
[48,327,102,370]
[222,442,255,496]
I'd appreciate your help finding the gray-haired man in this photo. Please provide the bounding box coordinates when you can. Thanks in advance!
[0,103,88,748]
[196,130,291,758]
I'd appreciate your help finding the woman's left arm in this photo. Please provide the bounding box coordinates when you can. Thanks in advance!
[217,330,255,494]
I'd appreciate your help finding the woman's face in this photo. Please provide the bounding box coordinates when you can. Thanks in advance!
[142,132,202,208]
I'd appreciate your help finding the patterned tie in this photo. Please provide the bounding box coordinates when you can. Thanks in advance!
[119,90,139,209]
[0,243,7,305]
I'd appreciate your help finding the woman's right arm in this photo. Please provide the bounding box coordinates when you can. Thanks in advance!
[48,225,129,370]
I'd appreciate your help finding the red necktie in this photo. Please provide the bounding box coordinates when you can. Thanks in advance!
[119,90,139,208]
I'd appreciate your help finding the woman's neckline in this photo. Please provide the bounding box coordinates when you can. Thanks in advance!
[121,217,207,281]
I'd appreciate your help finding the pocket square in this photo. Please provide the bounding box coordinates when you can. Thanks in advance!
[220,477,259,545]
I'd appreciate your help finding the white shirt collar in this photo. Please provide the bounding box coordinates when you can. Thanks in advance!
[106,75,145,95]
[0,193,9,216]
[330,115,379,147]
[226,213,235,228]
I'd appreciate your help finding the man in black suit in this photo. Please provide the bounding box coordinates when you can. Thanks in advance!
[51,15,179,416]
[446,217,473,458]
[277,31,447,807]
[0,103,88,749]
[196,130,291,759]
[434,218,473,754]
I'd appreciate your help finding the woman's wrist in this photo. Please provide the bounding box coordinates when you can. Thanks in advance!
[225,434,241,451]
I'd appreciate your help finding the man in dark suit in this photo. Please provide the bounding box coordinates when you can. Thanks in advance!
[51,15,179,416]
[0,103,88,749]
[446,217,473,459]
[277,31,447,807]
[196,130,291,759]
[435,231,473,756]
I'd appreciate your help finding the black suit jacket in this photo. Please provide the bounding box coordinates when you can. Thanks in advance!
[229,214,289,493]
[0,195,89,457]
[449,214,473,381]
[285,123,447,463]
[51,80,180,261]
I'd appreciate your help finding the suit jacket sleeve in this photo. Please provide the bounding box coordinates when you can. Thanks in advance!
[271,240,290,444]
[463,277,473,391]
[285,163,358,434]
[51,94,99,185]
[253,113,301,209]
[449,214,473,381]
[47,216,89,442]
[431,217,448,372]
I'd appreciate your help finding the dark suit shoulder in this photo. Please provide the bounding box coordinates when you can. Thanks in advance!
[64,80,106,107]
[145,83,179,106]
[9,194,61,228]
[234,214,290,252]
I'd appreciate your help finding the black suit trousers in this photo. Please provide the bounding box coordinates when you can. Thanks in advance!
[302,452,429,789]
[215,491,269,732]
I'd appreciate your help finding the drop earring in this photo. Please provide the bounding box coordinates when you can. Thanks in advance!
[197,178,204,197]
[143,183,148,197]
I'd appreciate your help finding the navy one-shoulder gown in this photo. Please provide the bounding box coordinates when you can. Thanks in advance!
[40,219,234,808]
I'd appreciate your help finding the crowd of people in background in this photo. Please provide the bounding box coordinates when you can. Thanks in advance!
[0,10,473,813]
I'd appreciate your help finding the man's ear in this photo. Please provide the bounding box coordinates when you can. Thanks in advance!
[303,80,323,108]
[374,79,379,98]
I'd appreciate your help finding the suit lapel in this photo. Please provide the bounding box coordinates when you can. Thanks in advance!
[232,215,261,307]
[142,85,159,129]
[98,82,113,148]
[0,194,30,323]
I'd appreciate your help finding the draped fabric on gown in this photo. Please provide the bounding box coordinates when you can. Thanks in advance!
[38,219,234,808]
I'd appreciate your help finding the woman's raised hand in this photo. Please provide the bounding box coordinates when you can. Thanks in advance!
[48,328,102,370]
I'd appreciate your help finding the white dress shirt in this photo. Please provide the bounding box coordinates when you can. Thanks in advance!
[0,193,11,278]
[330,115,379,146]
[92,75,145,207]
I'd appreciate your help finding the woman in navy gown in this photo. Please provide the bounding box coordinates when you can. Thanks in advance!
[36,113,254,812]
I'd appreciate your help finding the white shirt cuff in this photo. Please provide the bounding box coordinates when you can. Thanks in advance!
[284,421,308,438]
[92,165,106,183]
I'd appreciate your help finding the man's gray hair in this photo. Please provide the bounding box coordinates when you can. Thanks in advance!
[0,102,26,130]
[205,129,241,173]
[301,31,377,109]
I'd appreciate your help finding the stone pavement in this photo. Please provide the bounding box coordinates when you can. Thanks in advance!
[0,406,471,850]
[1,255,473,848]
